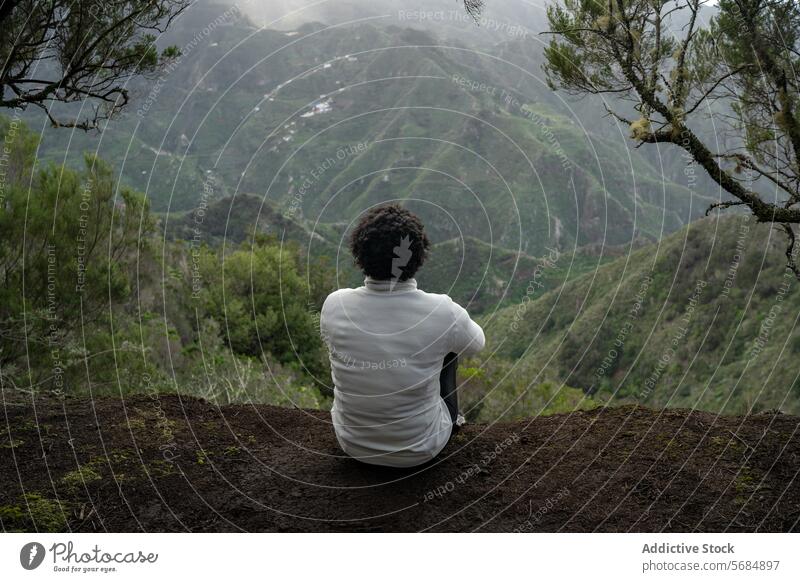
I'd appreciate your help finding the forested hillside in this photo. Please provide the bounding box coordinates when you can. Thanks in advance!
[27,8,715,258]
[484,215,800,416]
[0,112,603,421]
[5,0,797,423]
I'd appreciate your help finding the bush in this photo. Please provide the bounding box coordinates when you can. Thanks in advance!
[0,117,152,393]
[195,236,327,379]
[182,319,330,408]
[458,357,596,422]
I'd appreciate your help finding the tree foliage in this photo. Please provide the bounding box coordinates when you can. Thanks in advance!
[0,115,152,389]
[196,236,328,381]
[542,0,800,274]
[0,116,333,401]
[0,0,188,129]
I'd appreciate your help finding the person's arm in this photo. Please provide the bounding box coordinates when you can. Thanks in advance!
[449,299,485,357]
[319,293,334,350]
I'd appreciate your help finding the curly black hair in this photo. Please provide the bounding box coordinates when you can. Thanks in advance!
[349,204,430,281]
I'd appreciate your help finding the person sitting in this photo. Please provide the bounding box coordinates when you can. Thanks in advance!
[320,204,485,468]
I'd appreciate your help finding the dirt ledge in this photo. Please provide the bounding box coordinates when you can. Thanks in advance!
[1,394,799,532]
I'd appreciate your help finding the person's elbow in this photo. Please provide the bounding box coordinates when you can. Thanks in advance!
[462,324,485,357]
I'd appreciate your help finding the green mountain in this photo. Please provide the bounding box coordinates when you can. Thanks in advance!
[166,193,323,246]
[28,7,715,259]
[165,193,612,315]
[484,214,800,415]
[420,235,616,313]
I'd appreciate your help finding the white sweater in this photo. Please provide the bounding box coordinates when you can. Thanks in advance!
[320,277,485,467]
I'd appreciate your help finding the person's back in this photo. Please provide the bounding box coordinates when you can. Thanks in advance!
[320,205,485,468]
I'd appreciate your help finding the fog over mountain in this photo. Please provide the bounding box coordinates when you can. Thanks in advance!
[225,0,550,39]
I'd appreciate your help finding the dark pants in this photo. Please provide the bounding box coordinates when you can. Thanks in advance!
[439,352,458,423]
